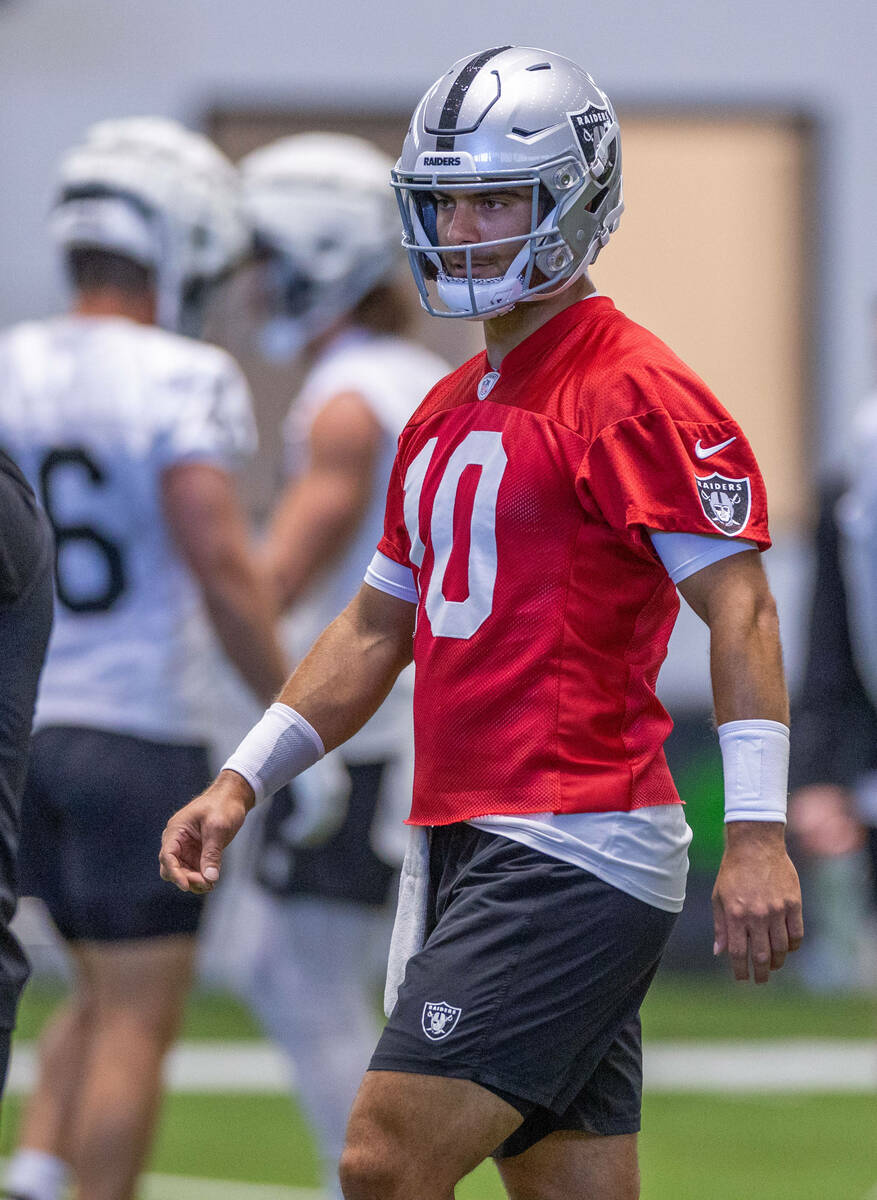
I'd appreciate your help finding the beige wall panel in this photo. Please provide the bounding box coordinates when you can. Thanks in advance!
[593,116,808,528]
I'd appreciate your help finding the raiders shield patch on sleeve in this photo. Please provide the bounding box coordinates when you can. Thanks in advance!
[695,472,752,536]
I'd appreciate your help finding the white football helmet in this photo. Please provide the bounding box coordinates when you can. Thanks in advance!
[239,132,400,359]
[392,46,623,320]
[50,117,248,331]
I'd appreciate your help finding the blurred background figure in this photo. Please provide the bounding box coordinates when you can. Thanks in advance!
[0,451,54,1100]
[836,384,877,883]
[789,470,877,987]
[236,132,448,1200]
[0,118,287,1200]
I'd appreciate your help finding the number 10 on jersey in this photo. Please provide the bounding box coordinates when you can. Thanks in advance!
[402,430,507,640]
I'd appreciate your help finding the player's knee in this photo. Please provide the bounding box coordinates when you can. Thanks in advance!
[338,1138,400,1200]
[91,988,185,1052]
[609,1159,640,1200]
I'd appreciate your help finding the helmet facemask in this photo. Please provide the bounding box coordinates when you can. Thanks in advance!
[398,176,564,317]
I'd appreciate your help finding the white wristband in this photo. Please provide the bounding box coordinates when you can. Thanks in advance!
[718,719,789,823]
[222,702,325,804]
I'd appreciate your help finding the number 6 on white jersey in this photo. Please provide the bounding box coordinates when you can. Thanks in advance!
[403,430,507,639]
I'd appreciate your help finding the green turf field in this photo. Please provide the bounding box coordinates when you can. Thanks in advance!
[2,974,875,1199]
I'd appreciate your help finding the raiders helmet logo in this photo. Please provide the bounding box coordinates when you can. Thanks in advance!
[695,472,752,536]
[421,1001,462,1041]
[566,103,612,168]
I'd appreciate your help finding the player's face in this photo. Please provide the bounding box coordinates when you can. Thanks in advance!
[433,188,532,278]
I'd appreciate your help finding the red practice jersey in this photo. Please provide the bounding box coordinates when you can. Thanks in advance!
[378,297,770,825]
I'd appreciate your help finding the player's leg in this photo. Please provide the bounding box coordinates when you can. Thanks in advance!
[496,1130,640,1200]
[7,729,206,1200]
[245,758,398,1199]
[7,991,94,1175]
[247,893,386,1198]
[62,733,206,1200]
[66,933,196,1200]
[488,1008,653,1200]
[4,731,80,1200]
[352,825,675,1200]
[3,999,88,1200]
[340,1069,522,1199]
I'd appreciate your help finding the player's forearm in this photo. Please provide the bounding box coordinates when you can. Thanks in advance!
[200,560,288,704]
[263,484,363,612]
[274,587,414,752]
[267,499,364,609]
[707,583,792,838]
[707,582,789,727]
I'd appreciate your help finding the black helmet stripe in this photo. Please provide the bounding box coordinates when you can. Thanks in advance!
[434,46,512,151]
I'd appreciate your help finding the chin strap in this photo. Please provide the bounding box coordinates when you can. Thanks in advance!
[435,271,524,316]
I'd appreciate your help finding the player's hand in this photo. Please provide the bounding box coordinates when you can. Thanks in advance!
[788,785,865,857]
[159,770,255,894]
[711,822,803,985]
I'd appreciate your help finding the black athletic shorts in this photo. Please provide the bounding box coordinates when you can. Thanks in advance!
[370,823,677,1157]
[17,726,209,942]
[256,760,397,907]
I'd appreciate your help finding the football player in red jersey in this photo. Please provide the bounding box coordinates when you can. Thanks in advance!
[161,47,803,1200]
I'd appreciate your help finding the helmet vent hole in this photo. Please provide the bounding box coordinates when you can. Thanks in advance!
[585,187,609,214]
[526,63,552,71]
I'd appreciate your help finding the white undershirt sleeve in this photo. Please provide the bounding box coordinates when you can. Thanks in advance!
[648,530,758,584]
[364,550,418,604]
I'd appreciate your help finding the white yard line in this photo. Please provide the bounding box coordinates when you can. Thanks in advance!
[140,1175,323,1200]
[0,1161,322,1200]
[644,1040,877,1092]
[6,1039,877,1097]
[6,1041,294,1095]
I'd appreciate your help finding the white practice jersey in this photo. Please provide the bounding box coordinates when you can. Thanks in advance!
[284,329,448,763]
[0,315,256,743]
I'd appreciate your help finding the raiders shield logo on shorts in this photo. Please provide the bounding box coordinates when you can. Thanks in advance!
[422,1001,462,1041]
[695,472,752,536]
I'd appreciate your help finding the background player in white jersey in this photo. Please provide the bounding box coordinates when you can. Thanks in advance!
[0,118,287,1200]
[238,132,448,1199]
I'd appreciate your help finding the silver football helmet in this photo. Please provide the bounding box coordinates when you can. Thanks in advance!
[392,46,623,320]
[239,133,400,359]
[50,117,248,332]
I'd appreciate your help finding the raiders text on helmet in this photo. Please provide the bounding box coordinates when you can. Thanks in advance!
[392,46,623,320]
[239,133,400,359]
[50,117,247,332]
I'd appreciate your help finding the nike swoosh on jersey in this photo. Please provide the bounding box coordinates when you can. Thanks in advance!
[694,436,737,459]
